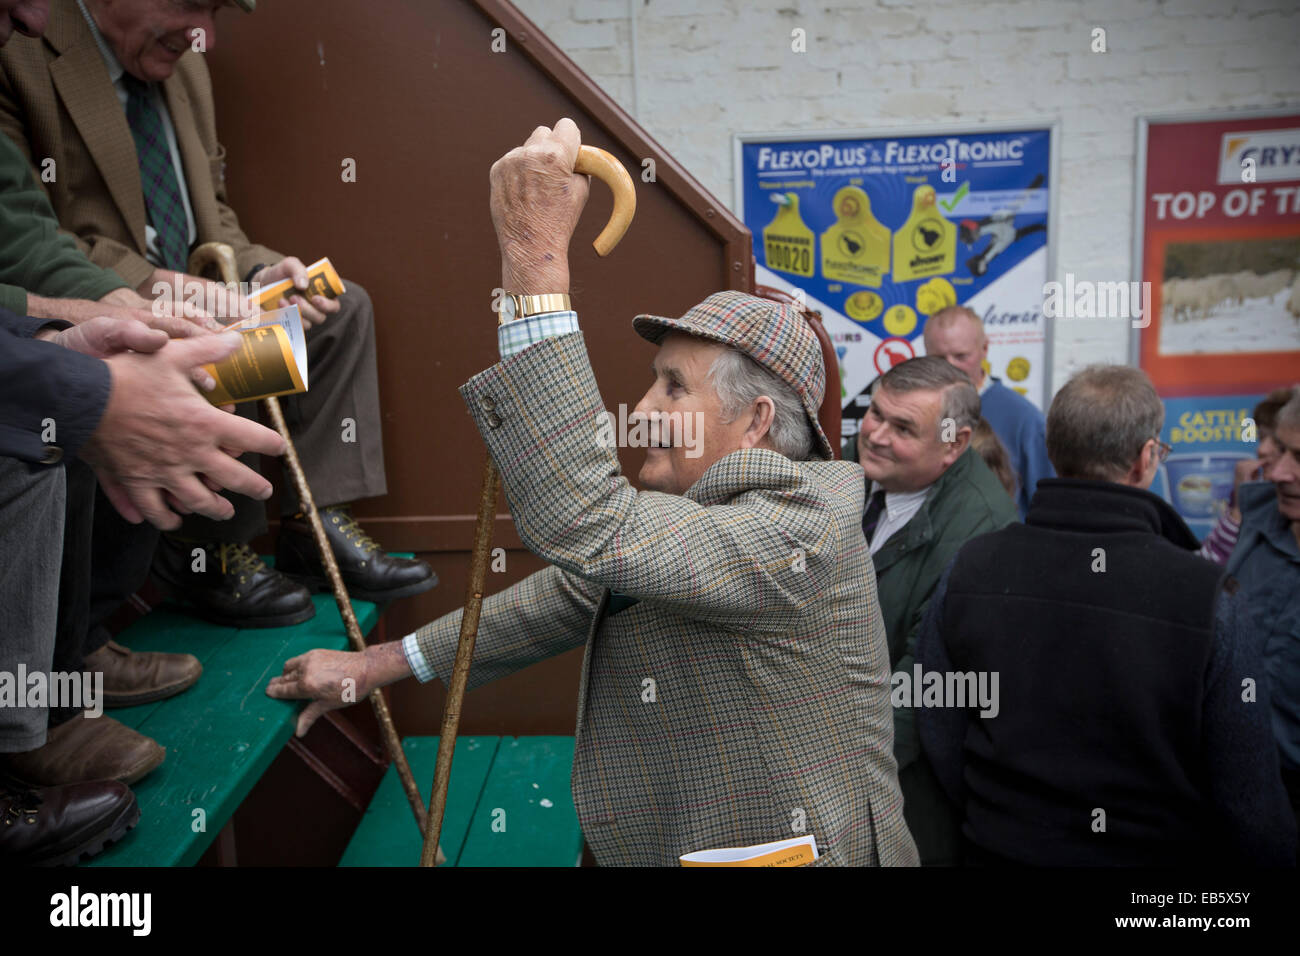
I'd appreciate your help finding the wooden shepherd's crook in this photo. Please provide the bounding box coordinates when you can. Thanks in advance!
[187,243,444,866]
[418,145,636,867]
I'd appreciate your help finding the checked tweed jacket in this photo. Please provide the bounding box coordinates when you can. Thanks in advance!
[413,331,918,867]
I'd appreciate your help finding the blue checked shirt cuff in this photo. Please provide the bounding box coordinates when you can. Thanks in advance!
[498,310,579,358]
[402,631,436,683]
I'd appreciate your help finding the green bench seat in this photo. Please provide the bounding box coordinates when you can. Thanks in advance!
[84,589,380,866]
[340,736,582,867]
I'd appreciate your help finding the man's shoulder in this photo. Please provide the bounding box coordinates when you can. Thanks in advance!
[693,451,864,520]
[983,378,1045,424]
[933,448,1017,531]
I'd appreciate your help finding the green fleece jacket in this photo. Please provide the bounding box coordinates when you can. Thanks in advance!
[845,437,1018,863]
[0,131,127,313]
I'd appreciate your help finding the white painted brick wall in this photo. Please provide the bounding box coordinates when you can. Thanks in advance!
[513,0,1300,391]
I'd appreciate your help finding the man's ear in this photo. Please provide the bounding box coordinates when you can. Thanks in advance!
[740,396,776,450]
[1125,439,1157,487]
[941,426,972,466]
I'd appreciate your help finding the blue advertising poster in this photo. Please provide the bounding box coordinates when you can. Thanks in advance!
[1155,393,1264,540]
[736,127,1053,439]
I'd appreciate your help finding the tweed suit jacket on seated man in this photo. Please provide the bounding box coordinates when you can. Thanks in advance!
[408,312,918,867]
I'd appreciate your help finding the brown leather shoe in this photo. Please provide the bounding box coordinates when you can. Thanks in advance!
[85,640,202,708]
[0,714,165,787]
[1,779,139,866]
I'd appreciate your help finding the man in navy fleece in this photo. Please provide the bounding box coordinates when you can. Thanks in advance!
[917,365,1295,866]
[923,305,1053,518]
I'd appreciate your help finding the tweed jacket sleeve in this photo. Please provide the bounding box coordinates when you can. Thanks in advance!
[457,331,844,634]
[410,562,602,689]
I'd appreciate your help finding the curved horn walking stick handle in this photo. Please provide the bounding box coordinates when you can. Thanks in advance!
[575,145,636,257]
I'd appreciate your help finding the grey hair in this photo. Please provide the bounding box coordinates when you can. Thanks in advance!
[1046,364,1164,481]
[1277,387,1300,431]
[875,355,981,436]
[708,347,815,461]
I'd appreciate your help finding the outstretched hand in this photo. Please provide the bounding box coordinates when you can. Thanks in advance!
[81,332,286,530]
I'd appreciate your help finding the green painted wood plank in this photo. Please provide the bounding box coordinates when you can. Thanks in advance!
[339,736,499,867]
[85,590,379,867]
[457,736,581,868]
[109,607,241,732]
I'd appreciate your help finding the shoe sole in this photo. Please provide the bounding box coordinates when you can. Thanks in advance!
[283,569,439,604]
[104,669,203,709]
[152,573,317,629]
[37,795,142,867]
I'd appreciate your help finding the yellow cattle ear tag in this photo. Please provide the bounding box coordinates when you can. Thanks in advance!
[821,186,890,287]
[892,185,956,283]
[762,192,815,278]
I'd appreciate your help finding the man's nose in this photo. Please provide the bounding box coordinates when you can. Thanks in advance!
[1273,454,1300,484]
[633,387,656,419]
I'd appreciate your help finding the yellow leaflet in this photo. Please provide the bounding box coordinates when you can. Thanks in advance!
[820,186,890,287]
[892,186,956,282]
[762,192,815,278]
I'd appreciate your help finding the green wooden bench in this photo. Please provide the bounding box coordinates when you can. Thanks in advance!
[84,589,379,866]
[340,736,582,867]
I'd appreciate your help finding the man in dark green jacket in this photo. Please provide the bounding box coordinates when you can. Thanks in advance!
[845,356,1018,864]
[0,127,205,332]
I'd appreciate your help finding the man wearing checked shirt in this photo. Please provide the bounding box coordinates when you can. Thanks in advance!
[269,119,917,867]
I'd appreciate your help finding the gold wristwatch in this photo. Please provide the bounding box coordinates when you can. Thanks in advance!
[497,292,571,325]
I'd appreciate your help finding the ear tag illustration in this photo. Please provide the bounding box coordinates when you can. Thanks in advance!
[892,185,956,282]
[762,192,815,278]
[821,186,890,287]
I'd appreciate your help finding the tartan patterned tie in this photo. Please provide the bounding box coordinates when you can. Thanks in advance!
[861,489,887,546]
[123,74,189,272]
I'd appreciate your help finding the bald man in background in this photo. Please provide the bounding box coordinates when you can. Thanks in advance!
[923,305,1053,518]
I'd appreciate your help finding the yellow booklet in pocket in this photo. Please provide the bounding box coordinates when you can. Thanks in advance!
[679,834,818,867]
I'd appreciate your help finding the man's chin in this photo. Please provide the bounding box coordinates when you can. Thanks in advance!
[637,461,678,494]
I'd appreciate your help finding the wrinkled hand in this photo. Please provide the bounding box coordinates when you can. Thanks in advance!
[45,315,217,391]
[48,314,166,358]
[81,332,286,530]
[489,117,588,294]
[266,649,371,737]
[131,273,235,331]
[257,256,340,328]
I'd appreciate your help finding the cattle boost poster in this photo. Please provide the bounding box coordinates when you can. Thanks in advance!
[735,127,1054,440]
[1134,112,1300,537]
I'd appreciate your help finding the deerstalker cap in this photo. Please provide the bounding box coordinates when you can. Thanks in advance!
[632,291,832,460]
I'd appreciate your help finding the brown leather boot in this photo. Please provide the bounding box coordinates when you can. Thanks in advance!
[0,779,139,866]
[85,640,202,708]
[0,714,164,787]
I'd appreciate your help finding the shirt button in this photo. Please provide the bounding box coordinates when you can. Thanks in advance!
[39,445,63,465]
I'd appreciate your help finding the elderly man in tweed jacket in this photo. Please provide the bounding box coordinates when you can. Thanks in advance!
[269,120,917,867]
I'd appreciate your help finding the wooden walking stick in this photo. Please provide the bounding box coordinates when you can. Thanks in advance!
[188,243,442,864]
[419,145,636,867]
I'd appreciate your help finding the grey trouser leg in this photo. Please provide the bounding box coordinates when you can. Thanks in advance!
[177,278,388,542]
[0,458,64,752]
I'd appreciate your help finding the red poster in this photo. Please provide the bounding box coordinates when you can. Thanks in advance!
[1136,114,1300,396]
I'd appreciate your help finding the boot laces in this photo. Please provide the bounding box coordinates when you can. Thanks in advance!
[2,785,42,823]
[328,506,380,554]
[217,541,265,577]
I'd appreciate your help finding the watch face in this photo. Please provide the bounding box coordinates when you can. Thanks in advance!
[500,295,517,322]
